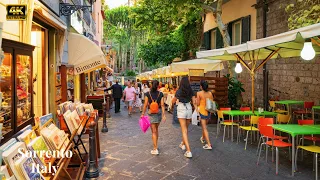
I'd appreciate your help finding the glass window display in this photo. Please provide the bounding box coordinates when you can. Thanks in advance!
[16,55,32,126]
[0,53,13,137]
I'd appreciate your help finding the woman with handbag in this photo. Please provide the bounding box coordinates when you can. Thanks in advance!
[197,80,213,150]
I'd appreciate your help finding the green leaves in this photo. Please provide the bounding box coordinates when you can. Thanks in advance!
[224,74,245,109]
[286,0,320,30]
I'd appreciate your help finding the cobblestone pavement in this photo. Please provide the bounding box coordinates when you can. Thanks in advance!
[85,107,314,180]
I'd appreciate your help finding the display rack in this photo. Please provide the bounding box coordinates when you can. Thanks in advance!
[37,118,86,180]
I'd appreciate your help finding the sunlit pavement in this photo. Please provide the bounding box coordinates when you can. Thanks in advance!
[84,105,314,180]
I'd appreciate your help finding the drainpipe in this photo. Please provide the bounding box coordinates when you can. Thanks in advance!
[262,0,269,110]
[0,22,4,65]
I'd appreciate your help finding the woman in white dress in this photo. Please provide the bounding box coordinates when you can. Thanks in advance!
[133,83,143,112]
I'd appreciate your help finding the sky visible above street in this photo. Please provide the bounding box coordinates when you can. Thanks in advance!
[106,0,128,9]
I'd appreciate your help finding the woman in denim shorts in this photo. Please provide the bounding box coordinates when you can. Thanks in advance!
[197,80,213,150]
[172,77,195,158]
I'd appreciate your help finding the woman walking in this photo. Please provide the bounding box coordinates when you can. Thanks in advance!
[141,80,166,155]
[133,83,143,112]
[172,77,195,158]
[197,80,213,150]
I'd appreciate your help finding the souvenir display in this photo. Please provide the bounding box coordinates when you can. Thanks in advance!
[2,142,27,180]
[38,114,53,127]
[17,157,45,180]
[17,130,37,145]
[27,136,50,165]
[0,47,34,142]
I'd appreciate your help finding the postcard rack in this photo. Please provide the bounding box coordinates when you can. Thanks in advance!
[57,115,90,162]
[58,110,101,159]
[38,119,86,180]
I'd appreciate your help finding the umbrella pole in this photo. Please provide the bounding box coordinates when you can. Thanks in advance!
[251,72,255,113]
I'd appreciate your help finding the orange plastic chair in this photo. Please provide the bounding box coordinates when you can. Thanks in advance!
[294,102,314,120]
[257,125,292,175]
[256,118,288,155]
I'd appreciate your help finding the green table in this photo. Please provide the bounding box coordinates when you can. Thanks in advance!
[272,124,320,176]
[312,106,320,122]
[222,110,277,142]
[275,100,304,114]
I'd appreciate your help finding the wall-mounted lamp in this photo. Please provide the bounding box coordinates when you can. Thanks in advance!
[301,39,315,61]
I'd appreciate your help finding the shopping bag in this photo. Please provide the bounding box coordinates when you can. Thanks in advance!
[192,110,198,125]
[139,116,151,133]
[205,98,217,113]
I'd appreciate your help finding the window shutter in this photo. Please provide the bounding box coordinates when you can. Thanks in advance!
[227,23,232,46]
[216,28,223,48]
[204,31,211,50]
[241,15,251,43]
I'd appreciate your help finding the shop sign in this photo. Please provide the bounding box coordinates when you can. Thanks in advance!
[71,12,83,34]
[6,4,27,20]
[74,60,102,75]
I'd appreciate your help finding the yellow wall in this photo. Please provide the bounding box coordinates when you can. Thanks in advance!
[0,0,21,41]
[203,0,257,41]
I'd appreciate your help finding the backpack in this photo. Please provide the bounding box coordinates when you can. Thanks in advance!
[149,92,160,114]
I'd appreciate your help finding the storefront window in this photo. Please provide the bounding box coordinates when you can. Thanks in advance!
[0,53,13,136]
[16,55,32,126]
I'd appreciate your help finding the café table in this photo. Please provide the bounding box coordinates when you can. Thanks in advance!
[222,110,277,142]
[271,124,320,176]
[312,106,320,123]
[275,100,304,114]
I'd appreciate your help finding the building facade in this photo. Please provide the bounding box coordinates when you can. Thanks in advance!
[202,0,320,107]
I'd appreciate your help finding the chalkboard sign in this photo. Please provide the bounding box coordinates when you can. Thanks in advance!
[190,82,201,93]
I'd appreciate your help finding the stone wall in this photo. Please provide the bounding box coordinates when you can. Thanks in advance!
[235,0,320,108]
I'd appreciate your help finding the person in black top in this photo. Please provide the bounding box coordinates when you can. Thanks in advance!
[141,80,166,155]
[172,77,195,158]
[137,79,142,98]
[105,80,123,113]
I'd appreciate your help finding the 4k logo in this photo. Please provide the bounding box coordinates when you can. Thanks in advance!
[6,5,27,20]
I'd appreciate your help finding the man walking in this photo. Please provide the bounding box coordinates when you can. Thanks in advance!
[122,81,136,116]
[105,80,123,113]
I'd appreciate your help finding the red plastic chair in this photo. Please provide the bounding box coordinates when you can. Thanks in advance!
[294,102,314,120]
[256,118,288,155]
[298,119,320,144]
[240,107,251,124]
[257,125,292,175]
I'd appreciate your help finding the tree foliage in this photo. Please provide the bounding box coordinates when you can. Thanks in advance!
[286,0,320,30]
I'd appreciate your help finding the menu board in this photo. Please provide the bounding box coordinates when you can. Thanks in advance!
[190,82,201,93]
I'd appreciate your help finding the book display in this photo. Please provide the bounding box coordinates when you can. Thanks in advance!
[0,39,35,143]
[0,113,88,180]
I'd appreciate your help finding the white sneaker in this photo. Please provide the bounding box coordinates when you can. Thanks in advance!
[203,144,212,150]
[179,143,186,150]
[184,151,192,158]
[151,149,159,155]
[200,137,206,144]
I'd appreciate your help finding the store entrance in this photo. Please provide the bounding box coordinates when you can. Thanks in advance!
[31,23,48,117]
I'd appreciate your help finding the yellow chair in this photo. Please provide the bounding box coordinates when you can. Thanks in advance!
[269,101,288,114]
[276,114,291,124]
[217,110,239,142]
[295,145,320,179]
[237,116,260,150]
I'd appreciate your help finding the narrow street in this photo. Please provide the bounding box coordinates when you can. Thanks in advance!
[86,105,314,180]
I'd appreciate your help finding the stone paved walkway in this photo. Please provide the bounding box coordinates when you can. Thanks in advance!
[87,107,314,180]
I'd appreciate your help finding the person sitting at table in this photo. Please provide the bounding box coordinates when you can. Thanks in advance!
[171,85,177,94]
[159,84,166,92]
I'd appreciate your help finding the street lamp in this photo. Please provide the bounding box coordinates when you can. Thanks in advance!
[301,40,315,61]
[235,61,243,73]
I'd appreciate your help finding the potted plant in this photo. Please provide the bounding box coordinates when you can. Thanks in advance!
[224,74,245,109]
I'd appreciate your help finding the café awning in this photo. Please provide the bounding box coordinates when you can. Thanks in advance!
[170,59,224,75]
[196,23,320,112]
[68,33,111,75]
